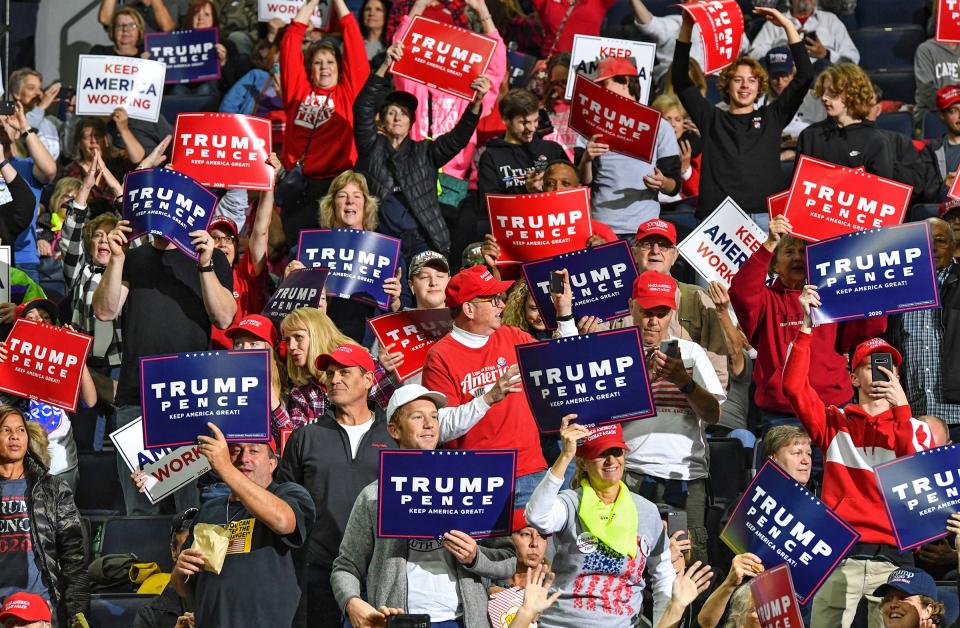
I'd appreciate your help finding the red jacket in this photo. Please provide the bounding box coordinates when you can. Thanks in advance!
[782,331,933,545]
[729,246,886,413]
[279,17,369,178]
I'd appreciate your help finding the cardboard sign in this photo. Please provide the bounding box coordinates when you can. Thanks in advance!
[367,309,454,382]
[767,190,788,219]
[568,74,661,163]
[721,460,860,604]
[516,327,655,433]
[279,428,293,457]
[521,241,638,330]
[140,350,272,448]
[937,0,960,43]
[377,449,517,538]
[677,1,744,74]
[751,564,805,628]
[144,28,221,84]
[122,168,218,261]
[875,444,960,550]
[297,228,401,309]
[678,197,766,287]
[76,55,166,123]
[0,245,11,304]
[262,267,329,326]
[507,49,538,89]
[0,319,92,413]
[782,156,911,242]
[171,113,273,190]
[487,188,593,265]
[806,223,940,324]
[258,0,331,24]
[110,417,212,504]
[391,16,498,100]
[565,35,656,102]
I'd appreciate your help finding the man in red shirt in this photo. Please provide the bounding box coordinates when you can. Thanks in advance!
[421,264,577,507]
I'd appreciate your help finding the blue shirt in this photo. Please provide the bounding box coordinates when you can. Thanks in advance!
[4,157,40,266]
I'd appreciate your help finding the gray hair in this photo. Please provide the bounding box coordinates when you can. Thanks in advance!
[9,67,41,97]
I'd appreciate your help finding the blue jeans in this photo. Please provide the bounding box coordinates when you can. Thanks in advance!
[749,212,771,233]
[514,470,548,509]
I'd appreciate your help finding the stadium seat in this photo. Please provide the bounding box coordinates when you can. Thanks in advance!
[100,516,175,571]
[855,0,929,28]
[874,111,914,140]
[88,594,152,628]
[924,110,948,140]
[868,70,917,105]
[940,583,960,627]
[75,451,123,515]
[709,438,746,506]
[159,94,218,125]
[850,26,926,72]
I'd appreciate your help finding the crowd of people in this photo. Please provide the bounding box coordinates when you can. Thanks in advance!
[1,0,960,627]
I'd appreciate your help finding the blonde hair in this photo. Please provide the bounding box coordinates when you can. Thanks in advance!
[318,170,379,231]
[651,94,684,116]
[49,177,82,223]
[763,426,810,459]
[722,583,756,628]
[280,307,357,386]
[814,63,875,120]
[663,58,707,98]
[501,280,535,332]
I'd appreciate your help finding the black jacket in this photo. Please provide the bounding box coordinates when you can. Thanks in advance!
[918,136,954,203]
[478,136,568,198]
[132,583,186,628]
[0,455,90,625]
[275,407,397,566]
[353,73,480,254]
[1,170,39,267]
[796,118,893,178]
[879,129,940,204]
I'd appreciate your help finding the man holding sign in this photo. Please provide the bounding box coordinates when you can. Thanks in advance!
[783,286,934,625]
[332,385,515,628]
[93,220,235,515]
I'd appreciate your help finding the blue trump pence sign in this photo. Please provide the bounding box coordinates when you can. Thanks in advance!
[721,460,860,604]
[377,450,517,539]
[516,327,655,433]
[876,444,960,550]
[140,350,272,449]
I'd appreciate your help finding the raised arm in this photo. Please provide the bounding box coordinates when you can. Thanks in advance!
[524,416,583,534]
[98,0,117,28]
[92,221,131,321]
[248,155,282,276]
[189,233,236,329]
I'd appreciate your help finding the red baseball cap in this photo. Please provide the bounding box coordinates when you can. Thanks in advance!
[576,423,628,459]
[937,85,960,112]
[631,270,677,310]
[225,314,278,347]
[595,57,637,83]
[445,265,514,309]
[939,199,960,219]
[315,343,375,372]
[208,215,239,239]
[511,508,530,533]
[634,219,677,245]
[0,592,52,623]
[851,338,903,371]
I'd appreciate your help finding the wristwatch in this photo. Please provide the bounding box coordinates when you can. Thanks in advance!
[556,313,574,322]
[20,128,38,139]
[679,379,696,395]
[197,262,215,273]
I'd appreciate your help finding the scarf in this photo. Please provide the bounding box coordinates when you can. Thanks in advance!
[577,480,638,558]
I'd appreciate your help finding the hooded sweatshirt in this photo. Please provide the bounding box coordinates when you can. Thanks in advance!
[914,38,960,124]
[729,246,886,413]
[477,136,569,197]
[782,331,933,545]
[796,118,893,178]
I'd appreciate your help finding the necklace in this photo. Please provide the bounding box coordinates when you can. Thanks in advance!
[224,499,244,527]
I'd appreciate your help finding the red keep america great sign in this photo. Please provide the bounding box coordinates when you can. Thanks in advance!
[171,113,273,190]
[568,74,661,163]
[938,0,960,43]
[486,188,593,265]
[391,16,498,100]
[678,0,744,74]
[781,155,911,242]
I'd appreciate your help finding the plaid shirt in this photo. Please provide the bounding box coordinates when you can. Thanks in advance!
[57,201,123,367]
[287,361,396,429]
[902,267,960,424]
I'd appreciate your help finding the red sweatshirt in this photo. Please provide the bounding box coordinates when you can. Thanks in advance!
[782,331,933,545]
[729,246,886,413]
[279,17,369,178]
[421,325,547,477]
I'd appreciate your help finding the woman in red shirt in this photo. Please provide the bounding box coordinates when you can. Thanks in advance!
[278,0,370,247]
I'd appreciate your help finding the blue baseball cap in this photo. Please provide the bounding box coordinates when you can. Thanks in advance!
[873,568,939,600]
[764,47,794,77]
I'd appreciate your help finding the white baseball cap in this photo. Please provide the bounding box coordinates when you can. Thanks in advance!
[386,384,448,421]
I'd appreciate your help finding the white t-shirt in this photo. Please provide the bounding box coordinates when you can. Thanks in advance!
[340,417,374,459]
[622,337,726,480]
[29,401,77,475]
[405,539,461,621]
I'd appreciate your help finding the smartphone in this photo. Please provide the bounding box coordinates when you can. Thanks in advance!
[872,352,893,383]
[0,101,16,116]
[386,615,431,628]
[663,508,690,561]
[804,30,820,42]
[660,339,680,359]
[550,271,564,294]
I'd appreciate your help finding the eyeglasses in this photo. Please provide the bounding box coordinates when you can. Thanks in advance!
[471,294,505,307]
[211,234,235,245]
[115,22,139,31]
[635,240,676,251]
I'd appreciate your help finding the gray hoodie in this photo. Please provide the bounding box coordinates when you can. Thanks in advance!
[915,38,960,123]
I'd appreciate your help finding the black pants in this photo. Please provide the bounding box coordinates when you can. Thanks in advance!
[294,563,341,628]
